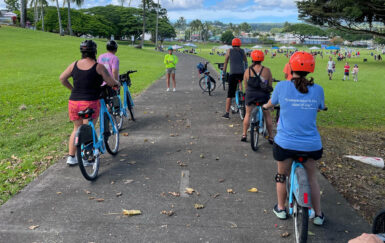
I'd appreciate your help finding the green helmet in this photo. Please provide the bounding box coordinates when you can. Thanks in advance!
[168,46,173,51]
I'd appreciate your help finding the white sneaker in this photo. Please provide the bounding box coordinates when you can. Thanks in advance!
[66,156,78,165]
[166,88,170,92]
[173,88,176,92]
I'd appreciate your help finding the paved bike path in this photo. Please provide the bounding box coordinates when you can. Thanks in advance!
[0,53,369,242]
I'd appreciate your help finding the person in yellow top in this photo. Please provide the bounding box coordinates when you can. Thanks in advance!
[164,46,179,92]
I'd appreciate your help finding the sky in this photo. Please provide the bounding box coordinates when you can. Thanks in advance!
[0,0,300,23]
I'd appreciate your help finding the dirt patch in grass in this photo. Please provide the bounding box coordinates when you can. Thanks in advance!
[319,127,385,223]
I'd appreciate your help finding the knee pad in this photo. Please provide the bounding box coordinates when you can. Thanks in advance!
[275,173,286,183]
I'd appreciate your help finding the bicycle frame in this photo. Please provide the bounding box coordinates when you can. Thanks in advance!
[251,105,265,133]
[234,80,244,108]
[288,161,312,215]
[115,81,134,118]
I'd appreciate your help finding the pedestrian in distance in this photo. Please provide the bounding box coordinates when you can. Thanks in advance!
[327,57,335,80]
[343,62,350,81]
[352,64,359,82]
[164,46,179,92]
[222,38,248,119]
[98,40,120,97]
[59,40,120,166]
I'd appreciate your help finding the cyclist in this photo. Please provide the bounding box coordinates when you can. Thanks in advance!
[164,46,178,92]
[59,40,120,166]
[263,51,326,226]
[222,38,248,119]
[241,50,274,143]
[98,40,119,81]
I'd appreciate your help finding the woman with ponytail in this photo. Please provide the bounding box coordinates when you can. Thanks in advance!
[263,51,326,226]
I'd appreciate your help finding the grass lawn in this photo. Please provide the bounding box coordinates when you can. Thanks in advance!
[0,26,166,205]
[193,44,385,129]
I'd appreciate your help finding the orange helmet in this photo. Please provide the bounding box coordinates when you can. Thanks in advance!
[289,51,315,73]
[251,50,264,61]
[232,38,241,47]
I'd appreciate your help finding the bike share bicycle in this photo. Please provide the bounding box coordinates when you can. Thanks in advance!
[197,62,216,96]
[231,78,246,120]
[215,62,228,91]
[75,87,120,180]
[108,70,137,130]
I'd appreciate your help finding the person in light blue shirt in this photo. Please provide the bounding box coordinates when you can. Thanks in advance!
[263,51,326,226]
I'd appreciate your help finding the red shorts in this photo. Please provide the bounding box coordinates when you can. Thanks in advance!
[68,100,100,121]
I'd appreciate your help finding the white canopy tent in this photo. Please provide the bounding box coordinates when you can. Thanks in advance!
[184,43,197,48]
[288,46,296,49]
[309,46,321,50]
[171,45,183,50]
[280,46,288,49]
[251,45,263,49]
[216,45,232,50]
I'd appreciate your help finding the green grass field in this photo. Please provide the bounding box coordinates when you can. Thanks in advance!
[191,43,385,129]
[0,26,166,204]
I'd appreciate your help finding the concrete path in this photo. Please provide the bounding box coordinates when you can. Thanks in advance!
[0,53,369,243]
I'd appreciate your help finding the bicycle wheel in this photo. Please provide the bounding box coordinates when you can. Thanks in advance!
[293,200,309,243]
[126,93,135,121]
[372,209,385,234]
[250,122,260,151]
[76,125,100,181]
[239,93,246,120]
[199,76,216,93]
[104,114,120,155]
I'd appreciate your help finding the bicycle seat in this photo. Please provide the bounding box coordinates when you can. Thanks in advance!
[293,154,309,163]
[78,108,95,119]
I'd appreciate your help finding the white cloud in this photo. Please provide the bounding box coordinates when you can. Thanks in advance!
[253,0,297,9]
[161,0,203,10]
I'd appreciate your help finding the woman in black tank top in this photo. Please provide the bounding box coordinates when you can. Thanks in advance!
[59,40,120,166]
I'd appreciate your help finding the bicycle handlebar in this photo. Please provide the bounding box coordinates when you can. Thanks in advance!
[127,70,137,74]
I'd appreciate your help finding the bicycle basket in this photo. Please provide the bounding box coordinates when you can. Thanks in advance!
[197,62,206,74]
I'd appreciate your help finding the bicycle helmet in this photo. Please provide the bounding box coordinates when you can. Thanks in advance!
[289,51,315,73]
[80,40,97,54]
[107,40,118,51]
[232,38,241,47]
[168,46,173,51]
[251,50,264,62]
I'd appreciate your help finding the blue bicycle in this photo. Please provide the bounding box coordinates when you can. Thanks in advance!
[75,89,120,181]
[111,70,137,130]
[197,62,216,96]
[232,79,246,120]
[286,107,328,243]
[214,62,227,91]
[250,102,268,151]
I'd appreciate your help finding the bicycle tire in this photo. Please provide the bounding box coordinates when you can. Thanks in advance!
[77,142,100,181]
[372,209,385,234]
[104,114,120,155]
[250,122,260,151]
[293,200,309,243]
[199,76,216,93]
[126,93,135,121]
[112,101,124,130]
[238,92,246,120]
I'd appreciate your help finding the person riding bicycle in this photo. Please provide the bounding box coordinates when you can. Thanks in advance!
[241,50,274,143]
[263,51,326,226]
[222,38,248,119]
[164,46,178,92]
[59,40,120,166]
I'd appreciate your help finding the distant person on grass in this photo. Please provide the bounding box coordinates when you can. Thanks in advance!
[60,40,120,166]
[352,64,359,82]
[343,62,350,81]
[98,40,119,81]
[222,38,248,119]
[164,46,178,92]
[327,57,335,80]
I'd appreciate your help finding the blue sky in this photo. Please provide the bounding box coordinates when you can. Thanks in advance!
[0,0,300,23]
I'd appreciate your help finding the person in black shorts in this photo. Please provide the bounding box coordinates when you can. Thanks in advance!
[241,50,273,143]
[222,38,248,119]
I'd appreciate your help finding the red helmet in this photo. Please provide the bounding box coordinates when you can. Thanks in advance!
[232,38,241,47]
[251,50,264,61]
[289,51,315,73]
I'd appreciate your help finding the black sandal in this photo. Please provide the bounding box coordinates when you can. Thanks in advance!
[241,135,247,142]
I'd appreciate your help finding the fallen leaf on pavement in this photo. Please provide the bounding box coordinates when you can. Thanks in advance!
[120,159,126,162]
[111,181,115,185]
[308,231,315,236]
[185,188,195,195]
[248,188,259,193]
[194,204,204,209]
[28,225,39,230]
[212,193,220,198]
[229,124,234,128]
[122,209,141,216]
[116,192,123,197]
[84,190,91,194]
[56,192,62,195]
[170,134,175,137]
[89,197,95,200]
[122,133,129,136]
[128,161,136,165]
[281,232,290,238]
[216,157,220,160]
[161,210,174,216]
[168,192,180,197]
[124,179,134,184]
[230,222,237,228]
[96,198,105,202]
[218,179,225,183]
[200,154,204,158]
[227,189,235,194]
[177,161,187,167]
[144,139,148,142]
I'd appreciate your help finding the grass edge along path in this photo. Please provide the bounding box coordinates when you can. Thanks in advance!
[0,26,166,205]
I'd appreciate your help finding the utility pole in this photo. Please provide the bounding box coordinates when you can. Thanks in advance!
[155,0,159,50]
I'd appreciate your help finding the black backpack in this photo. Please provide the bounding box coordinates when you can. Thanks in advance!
[247,66,273,93]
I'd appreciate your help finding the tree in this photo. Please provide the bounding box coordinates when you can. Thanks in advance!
[174,16,187,30]
[190,19,203,40]
[140,0,147,48]
[5,0,20,11]
[239,22,251,33]
[330,36,344,45]
[283,23,326,43]
[221,30,234,45]
[201,22,211,42]
[297,0,385,37]
[63,0,84,36]
[20,0,27,28]
[53,0,64,35]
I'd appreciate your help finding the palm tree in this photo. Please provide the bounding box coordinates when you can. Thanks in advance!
[40,0,48,31]
[190,19,203,41]
[20,0,27,28]
[63,0,84,36]
[30,0,48,30]
[53,0,64,36]
[140,0,147,48]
